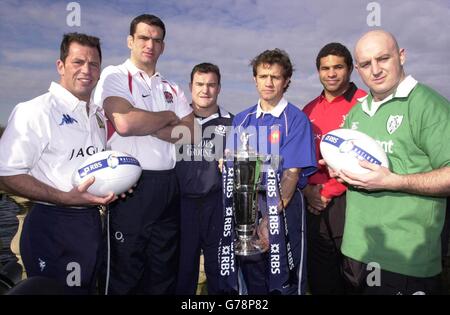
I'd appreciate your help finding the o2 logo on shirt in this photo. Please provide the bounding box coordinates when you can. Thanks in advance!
[164,91,174,103]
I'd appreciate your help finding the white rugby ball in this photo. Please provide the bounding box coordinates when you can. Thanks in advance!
[320,128,389,174]
[72,150,142,196]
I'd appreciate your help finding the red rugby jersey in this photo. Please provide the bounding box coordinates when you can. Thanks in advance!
[303,83,366,199]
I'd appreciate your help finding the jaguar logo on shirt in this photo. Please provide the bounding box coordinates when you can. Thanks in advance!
[164,91,174,103]
[69,146,101,160]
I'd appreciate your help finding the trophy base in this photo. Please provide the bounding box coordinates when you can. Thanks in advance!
[235,238,264,256]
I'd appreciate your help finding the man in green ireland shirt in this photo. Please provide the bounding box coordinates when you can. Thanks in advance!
[331,30,450,295]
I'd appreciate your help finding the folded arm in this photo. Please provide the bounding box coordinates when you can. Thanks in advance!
[152,112,201,144]
[103,96,180,137]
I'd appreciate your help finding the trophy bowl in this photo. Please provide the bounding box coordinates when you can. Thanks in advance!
[233,154,263,256]
[230,132,270,256]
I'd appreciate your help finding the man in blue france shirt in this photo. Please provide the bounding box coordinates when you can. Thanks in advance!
[230,49,316,295]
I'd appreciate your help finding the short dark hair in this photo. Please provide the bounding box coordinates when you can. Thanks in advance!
[60,32,102,63]
[190,63,221,85]
[250,48,294,92]
[315,42,353,71]
[130,14,166,39]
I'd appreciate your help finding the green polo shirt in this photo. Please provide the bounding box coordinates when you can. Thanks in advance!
[342,76,450,277]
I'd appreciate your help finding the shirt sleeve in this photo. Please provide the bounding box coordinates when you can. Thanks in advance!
[173,85,193,119]
[225,115,240,154]
[410,88,450,169]
[320,178,347,199]
[0,103,47,176]
[93,66,133,108]
[281,111,317,174]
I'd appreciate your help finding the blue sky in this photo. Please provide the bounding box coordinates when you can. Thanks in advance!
[0,0,449,126]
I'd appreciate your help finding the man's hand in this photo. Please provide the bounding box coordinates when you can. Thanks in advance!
[303,184,330,215]
[255,216,270,252]
[66,176,117,206]
[218,158,224,173]
[318,159,340,180]
[339,160,398,191]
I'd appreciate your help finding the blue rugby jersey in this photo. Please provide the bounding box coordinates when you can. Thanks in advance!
[176,106,233,197]
[230,99,316,176]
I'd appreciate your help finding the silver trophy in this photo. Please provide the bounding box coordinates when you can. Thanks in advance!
[232,132,265,256]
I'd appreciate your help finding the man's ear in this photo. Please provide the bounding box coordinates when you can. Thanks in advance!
[56,59,64,76]
[283,77,291,89]
[349,64,354,74]
[127,35,133,50]
[399,48,406,66]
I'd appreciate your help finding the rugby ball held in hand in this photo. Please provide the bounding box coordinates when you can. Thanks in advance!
[72,150,142,196]
[320,128,389,174]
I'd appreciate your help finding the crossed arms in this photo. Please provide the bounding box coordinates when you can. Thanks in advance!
[104,96,200,144]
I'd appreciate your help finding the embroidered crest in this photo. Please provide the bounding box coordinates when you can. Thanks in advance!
[386,115,403,134]
[164,91,174,103]
[269,129,281,144]
[214,125,226,137]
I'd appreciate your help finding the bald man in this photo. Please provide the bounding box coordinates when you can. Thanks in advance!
[332,30,450,295]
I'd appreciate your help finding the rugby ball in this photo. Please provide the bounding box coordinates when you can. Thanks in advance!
[320,128,389,174]
[72,150,142,196]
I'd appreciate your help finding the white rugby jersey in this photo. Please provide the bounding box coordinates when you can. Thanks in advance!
[0,82,107,192]
[93,59,192,170]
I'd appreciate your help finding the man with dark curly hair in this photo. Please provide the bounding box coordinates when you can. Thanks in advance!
[227,49,316,295]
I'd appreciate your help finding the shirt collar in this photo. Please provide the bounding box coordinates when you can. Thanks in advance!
[319,82,358,103]
[256,97,288,118]
[359,75,418,116]
[48,82,87,112]
[219,106,231,118]
[124,59,161,79]
[343,82,358,102]
[193,105,231,125]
